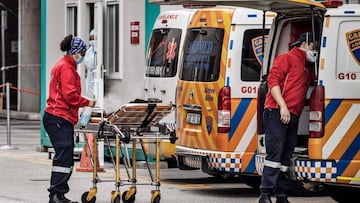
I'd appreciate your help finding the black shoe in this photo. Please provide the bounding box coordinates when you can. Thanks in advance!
[61,194,78,203]
[276,196,290,203]
[49,193,78,203]
[259,193,272,203]
[49,193,67,203]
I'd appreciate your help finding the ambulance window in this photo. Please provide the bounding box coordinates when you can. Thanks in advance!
[181,28,224,82]
[146,28,182,77]
[241,29,269,82]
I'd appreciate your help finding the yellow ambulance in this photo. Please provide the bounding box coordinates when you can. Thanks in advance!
[174,6,273,178]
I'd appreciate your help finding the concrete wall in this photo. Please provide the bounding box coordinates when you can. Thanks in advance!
[103,0,147,112]
[18,0,41,112]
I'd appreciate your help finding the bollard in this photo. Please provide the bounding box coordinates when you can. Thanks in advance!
[0,82,17,150]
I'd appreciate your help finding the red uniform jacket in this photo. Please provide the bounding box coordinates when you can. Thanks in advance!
[264,47,310,117]
[45,56,89,125]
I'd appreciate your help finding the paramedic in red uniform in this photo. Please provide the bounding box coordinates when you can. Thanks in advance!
[259,32,317,203]
[43,35,96,203]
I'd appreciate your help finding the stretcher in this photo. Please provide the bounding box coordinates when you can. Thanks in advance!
[75,102,176,203]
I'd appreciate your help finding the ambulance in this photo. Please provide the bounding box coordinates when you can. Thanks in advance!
[171,6,273,179]
[150,0,360,202]
[143,9,197,161]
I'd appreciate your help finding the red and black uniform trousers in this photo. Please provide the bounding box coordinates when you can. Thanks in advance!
[43,112,75,196]
[260,108,299,197]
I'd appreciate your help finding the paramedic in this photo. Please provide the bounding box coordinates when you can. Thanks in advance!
[259,32,316,203]
[84,29,96,98]
[43,34,96,203]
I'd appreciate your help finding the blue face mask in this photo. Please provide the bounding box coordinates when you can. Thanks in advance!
[89,40,95,47]
[75,55,84,64]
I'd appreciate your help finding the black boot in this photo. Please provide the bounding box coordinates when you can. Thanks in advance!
[259,193,272,203]
[276,196,290,203]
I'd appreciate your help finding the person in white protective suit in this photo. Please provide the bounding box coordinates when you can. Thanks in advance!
[84,29,96,98]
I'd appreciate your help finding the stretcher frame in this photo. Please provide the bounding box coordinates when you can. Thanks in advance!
[75,102,176,203]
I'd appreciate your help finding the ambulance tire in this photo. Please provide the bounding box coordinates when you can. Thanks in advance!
[240,175,261,191]
[325,184,359,203]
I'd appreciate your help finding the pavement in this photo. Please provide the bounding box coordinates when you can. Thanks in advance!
[0,110,182,203]
[0,110,336,203]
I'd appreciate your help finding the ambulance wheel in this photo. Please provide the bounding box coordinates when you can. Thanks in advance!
[152,195,160,203]
[81,192,96,203]
[122,190,135,203]
[112,194,121,203]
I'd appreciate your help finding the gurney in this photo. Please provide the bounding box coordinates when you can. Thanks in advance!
[75,102,176,203]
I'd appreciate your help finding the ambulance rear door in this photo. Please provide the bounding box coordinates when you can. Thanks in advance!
[144,9,195,124]
[176,7,235,151]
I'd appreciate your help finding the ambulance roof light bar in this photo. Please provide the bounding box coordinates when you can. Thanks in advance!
[314,0,343,8]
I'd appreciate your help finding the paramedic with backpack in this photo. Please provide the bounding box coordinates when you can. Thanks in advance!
[259,32,316,203]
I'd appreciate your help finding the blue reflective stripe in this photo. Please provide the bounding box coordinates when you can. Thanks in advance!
[247,14,257,18]
[322,36,327,48]
[228,99,251,141]
[325,99,342,124]
[229,40,233,50]
[337,133,360,175]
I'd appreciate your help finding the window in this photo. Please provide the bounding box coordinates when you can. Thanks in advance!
[241,29,269,82]
[66,4,77,35]
[105,3,119,78]
[180,28,224,82]
[145,28,182,77]
[87,3,94,32]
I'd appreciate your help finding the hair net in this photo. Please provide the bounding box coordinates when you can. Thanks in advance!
[67,36,87,55]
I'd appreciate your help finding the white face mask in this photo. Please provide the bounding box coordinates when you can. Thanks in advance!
[306,50,317,63]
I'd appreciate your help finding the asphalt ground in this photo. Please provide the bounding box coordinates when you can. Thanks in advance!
[0,112,335,203]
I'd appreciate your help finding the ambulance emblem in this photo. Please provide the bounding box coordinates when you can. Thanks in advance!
[252,35,268,65]
[189,89,194,100]
[166,38,177,63]
[346,29,360,66]
[206,116,212,135]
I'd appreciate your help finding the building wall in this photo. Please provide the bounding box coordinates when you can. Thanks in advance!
[18,0,41,112]
[103,0,147,111]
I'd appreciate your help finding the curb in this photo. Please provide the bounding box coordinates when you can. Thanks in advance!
[0,110,41,121]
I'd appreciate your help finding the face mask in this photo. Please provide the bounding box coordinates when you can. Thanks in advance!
[89,40,95,47]
[306,50,317,63]
[74,55,84,64]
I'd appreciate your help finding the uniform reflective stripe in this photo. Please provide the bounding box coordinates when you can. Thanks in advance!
[280,165,289,172]
[52,166,72,173]
[264,159,281,169]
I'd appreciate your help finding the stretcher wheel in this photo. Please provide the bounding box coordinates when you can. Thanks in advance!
[152,195,160,203]
[81,192,96,203]
[122,190,136,203]
[112,195,121,203]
